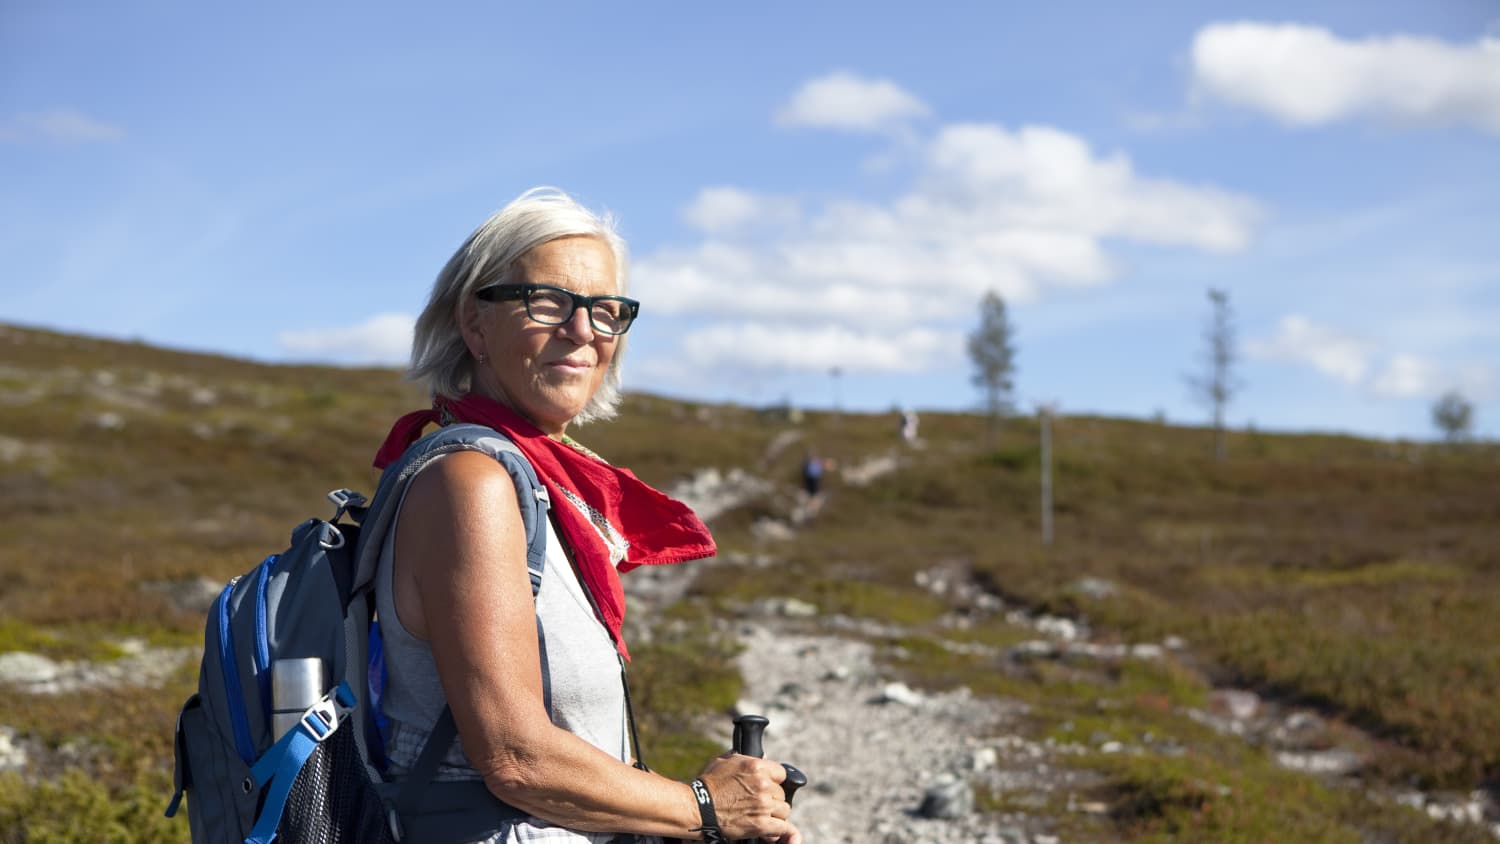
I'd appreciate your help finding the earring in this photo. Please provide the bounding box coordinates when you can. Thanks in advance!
[475,351,488,363]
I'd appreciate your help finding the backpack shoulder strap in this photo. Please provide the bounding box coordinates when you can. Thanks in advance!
[353,422,551,596]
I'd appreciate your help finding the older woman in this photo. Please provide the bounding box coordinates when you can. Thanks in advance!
[370,188,801,844]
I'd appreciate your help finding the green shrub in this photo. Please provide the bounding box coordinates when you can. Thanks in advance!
[0,768,187,844]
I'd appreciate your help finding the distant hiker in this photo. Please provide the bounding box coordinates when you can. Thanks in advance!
[899,408,919,445]
[373,188,802,843]
[801,450,829,517]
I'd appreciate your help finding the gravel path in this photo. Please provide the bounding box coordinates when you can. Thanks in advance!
[731,622,1044,844]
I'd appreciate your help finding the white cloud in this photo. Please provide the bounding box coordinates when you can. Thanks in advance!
[923,123,1258,252]
[679,322,948,373]
[681,186,802,234]
[1370,353,1440,398]
[775,71,931,133]
[1190,23,1500,133]
[1246,314,1372,384]
[1371,355,1497,401]
[0,108,126,143]
[1249,315,1496,403]
[278,312,413,364]
[636,119,1258,374]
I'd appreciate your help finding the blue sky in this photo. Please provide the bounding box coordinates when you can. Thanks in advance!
[3,2,1497,440]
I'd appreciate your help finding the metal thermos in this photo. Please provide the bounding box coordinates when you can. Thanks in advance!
[271,657,326,739]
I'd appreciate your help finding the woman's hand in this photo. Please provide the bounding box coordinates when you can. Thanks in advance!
[696,753,801,842]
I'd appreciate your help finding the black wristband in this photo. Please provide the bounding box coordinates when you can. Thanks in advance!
[689,779,728,844]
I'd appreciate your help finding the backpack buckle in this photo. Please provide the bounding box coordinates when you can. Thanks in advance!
[326,489,369,523]
[298,697,341,741]
[292,681,357,743]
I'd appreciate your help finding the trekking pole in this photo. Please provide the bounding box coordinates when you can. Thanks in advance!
[731,714,807,843]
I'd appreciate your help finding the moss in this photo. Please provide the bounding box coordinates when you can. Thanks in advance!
[982,445,1041,472]
[1077,746,1496,844]
[1114,660,1210,710]
[0,768,188,844]
[635,732,724,783]
[804,578,948,626]
[0,621,130,662]
[1091,750,1360,843]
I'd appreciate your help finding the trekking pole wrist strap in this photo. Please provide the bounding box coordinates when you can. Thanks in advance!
[689,779,728,843]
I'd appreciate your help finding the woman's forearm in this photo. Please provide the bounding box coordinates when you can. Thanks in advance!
[477,724,701,838]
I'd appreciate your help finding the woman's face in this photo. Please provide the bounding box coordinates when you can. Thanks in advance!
[464,236,621,436]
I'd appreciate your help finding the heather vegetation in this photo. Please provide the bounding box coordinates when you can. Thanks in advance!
[1,321,1497,842]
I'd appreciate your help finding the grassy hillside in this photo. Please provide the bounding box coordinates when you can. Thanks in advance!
[1,322,1496,842]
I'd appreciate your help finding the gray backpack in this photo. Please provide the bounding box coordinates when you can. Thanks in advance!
[168,424,549,843]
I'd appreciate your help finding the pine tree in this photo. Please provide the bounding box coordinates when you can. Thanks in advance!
[967,289,1017,449]
[1432,390,1474,443]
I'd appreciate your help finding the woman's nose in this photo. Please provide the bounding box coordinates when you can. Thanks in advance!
[557,305,596,342]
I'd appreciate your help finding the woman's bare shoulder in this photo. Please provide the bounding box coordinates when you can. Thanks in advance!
[402,449,522,516]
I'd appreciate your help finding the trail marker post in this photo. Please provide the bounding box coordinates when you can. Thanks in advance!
[1039,403,1056,546]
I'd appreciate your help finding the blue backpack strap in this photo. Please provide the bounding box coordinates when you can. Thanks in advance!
[244,682,358,844]
[473,430,551,594]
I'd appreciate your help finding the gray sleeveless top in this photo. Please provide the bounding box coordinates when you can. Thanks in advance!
[373,461,631,786]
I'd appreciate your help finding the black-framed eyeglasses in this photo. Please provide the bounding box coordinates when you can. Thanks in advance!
[475,283,641,336]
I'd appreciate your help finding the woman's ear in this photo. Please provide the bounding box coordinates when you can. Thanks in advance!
[458,297,487,359]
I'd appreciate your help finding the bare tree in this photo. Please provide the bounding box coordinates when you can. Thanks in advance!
[967,289,1017,448]
[1186,288,1241,461]
[1432,390,1474,443]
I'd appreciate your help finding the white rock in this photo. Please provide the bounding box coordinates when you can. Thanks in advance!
[874,682,926,707]
[1130,643,1164,660]
[1274,747,1361,776]
[750,518,796,542]
[1071,577,1117,599]
[917,773,973,819]
[777,598,819,618]
[970,746,998,771]
[1035,615,1080,641]
[0,726,28,773]
[820,665,851,682]
[0,652,62,686]
[1210,689,1260,721]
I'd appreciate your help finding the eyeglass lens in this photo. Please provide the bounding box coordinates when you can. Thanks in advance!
[526,288,633,334]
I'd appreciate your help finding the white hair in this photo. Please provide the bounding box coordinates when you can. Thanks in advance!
[408,187,630,424]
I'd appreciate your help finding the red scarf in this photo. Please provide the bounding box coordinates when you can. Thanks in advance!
[374,393,716,659]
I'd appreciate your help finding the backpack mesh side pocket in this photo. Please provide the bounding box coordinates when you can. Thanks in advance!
[278,719,399,844]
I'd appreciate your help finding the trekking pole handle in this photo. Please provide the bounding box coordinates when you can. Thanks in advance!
[731,714,768,759]
[780,763,807,805]
[732,714,807,805]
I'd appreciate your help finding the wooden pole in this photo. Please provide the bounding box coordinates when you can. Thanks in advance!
[1040,406,1053,546]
